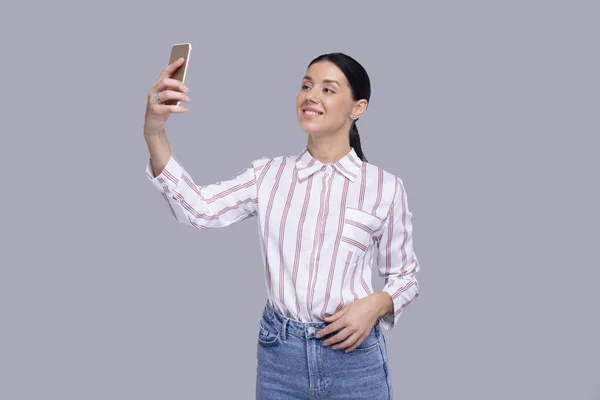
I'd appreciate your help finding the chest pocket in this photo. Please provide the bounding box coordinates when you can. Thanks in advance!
[340,207,383,255]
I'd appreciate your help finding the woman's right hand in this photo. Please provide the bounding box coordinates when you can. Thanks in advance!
[144,57,191,136]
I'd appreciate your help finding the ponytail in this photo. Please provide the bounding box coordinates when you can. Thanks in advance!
[349,121,367,162]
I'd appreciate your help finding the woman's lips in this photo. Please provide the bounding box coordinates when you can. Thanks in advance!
[302,109,323,119]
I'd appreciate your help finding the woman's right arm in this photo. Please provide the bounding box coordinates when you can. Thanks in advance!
[144,57,189,177]
[143,57,266,229]
[145,128,172,178]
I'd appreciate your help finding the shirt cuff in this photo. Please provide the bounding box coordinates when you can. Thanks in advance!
[378,286,402,331]
[145,155,184,197]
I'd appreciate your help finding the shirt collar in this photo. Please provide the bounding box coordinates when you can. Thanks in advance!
[295,147,363,182]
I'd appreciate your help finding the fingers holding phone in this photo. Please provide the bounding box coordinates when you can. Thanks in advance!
[144,44,192,135]
[152,69,190,110]
[160,43,192,106]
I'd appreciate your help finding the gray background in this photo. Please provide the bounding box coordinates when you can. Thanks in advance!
[1,0,599,399]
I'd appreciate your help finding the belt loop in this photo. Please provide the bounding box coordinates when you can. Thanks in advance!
[266,302,274,324]
[281,317,288,341]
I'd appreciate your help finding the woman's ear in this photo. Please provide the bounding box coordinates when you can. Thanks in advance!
[352,99,368,119]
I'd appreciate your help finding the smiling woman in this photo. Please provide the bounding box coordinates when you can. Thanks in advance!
[143,52,421,400]
[297,53,371,164]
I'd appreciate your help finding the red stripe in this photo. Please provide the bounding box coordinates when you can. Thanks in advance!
[263,159,288,301]
[349,256,359,302]
[399,181,408,268]
[307,170,334,317]
[385,180,400,275]
[206,179,256,204]
[360,251,373,294]
[360,275,371,295]
[296,148,308,162]
[335,251,353,313]
[335,162,357,180]
[306,171,328,317]
[180,172,256,202]
[344,219,373,234]
[162,168,179,185]
[391,280,416,300]
[348,153,362,169]
[404,292,419,308]
[256,159,273,190]
[340,236,367,252]
[189,218,209,230]
[292,174,313,320]
[359,162,366,210]
[393,292,419,320]
[320,178,350,318]
[372,168,383,214]
[297,158,317,177]
[278,167,298,303]
[309,172,335,312]
[174,192,255,222]
[181,174,201,196]
[401,258,417,275]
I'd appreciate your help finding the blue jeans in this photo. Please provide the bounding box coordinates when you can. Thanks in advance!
[256,301,393,399]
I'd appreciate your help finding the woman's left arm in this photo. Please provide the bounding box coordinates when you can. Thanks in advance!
[316,177,420,351]
[373,177,421,330]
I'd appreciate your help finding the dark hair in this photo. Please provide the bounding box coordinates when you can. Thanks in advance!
[308,52,371,162]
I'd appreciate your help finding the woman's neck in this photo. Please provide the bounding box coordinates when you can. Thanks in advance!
[306,136,351,164]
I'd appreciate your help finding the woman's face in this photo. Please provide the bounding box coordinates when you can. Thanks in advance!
[296,61,359,139]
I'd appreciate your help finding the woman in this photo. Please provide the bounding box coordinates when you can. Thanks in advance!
[143,52,420,399]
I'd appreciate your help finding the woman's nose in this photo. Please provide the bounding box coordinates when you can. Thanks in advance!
[305,90,319,103]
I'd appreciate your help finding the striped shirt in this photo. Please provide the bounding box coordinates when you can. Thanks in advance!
[145,147,420,330]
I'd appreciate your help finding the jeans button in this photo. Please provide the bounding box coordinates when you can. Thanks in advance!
[307,326,315,335]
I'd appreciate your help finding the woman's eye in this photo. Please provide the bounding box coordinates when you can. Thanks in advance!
[301,84,311,90]
[323,88,335,94]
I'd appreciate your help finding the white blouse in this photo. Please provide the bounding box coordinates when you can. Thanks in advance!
[145,146,420,331]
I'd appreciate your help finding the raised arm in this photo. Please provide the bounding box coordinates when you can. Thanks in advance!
[143,56,262,229]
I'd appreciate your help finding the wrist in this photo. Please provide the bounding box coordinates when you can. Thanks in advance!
[144,128,165,138]
[371,292,394,318]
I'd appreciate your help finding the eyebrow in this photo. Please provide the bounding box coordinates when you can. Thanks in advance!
[303,75,341,87]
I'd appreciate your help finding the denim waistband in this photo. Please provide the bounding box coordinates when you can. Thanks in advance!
[262,300,380,341]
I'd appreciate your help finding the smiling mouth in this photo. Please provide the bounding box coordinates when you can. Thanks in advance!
[303,110,323,116]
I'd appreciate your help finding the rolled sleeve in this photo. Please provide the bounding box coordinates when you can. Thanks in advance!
[145,155,185,196]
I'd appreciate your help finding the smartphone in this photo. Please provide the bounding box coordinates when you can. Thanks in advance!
[166,43,192,106]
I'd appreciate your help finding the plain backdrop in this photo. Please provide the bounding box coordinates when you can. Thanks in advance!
[1,1,599,399]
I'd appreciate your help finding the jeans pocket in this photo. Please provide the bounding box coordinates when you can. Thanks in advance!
[347,328,380,355]
[258,317,281,347]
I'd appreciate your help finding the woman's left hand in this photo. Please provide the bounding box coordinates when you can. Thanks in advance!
[316,294,382,353]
